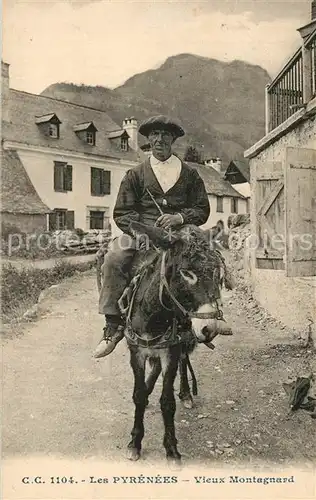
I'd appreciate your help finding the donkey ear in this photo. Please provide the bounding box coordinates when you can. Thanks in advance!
[129,221,180,248]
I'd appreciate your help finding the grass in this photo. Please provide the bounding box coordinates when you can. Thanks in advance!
[1,260,95,323]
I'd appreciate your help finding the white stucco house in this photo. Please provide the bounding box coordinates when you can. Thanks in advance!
[1,61,144,233]
[185,162,248,231]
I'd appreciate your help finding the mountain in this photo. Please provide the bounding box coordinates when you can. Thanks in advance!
[41,53,271,164]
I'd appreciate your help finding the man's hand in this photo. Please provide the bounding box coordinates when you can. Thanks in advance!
[155,213,183,230]
[138,233,150,251]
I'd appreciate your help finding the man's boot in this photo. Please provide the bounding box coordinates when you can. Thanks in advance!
[93,316,125,358]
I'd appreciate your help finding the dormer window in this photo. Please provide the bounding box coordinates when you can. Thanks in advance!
[108,129,129,151]
[35,113,61,139]
[49,123,59,138]
[86,131,95,145]
[121,137,129,151]
[73,122,97,145]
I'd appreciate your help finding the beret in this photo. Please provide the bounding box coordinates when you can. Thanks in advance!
[138,115,185,138]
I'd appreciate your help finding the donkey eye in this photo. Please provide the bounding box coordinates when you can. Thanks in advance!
[180,269,198,285]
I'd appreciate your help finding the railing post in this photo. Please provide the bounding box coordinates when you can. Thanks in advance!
[302,41,312,103]
[265,84,271,134]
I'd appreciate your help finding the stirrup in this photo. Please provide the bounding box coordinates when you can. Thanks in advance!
[102,327,115,342]
[102,324,124,343]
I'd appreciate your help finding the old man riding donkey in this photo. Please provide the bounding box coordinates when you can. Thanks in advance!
[95,116,232,465]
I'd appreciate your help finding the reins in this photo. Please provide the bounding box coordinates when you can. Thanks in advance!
[119,253,181,349]
[144,188,224,321]
[118,183,226,348]
[158,249,225,322]
[120,246,226,348]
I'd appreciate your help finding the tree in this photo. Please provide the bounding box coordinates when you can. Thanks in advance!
[184,146,202,164]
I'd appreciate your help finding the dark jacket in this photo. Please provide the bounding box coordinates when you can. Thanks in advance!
[113,158,210,235]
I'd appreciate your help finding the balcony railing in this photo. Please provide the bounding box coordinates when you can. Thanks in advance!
[266,28,316,132]
[308,33,316,97]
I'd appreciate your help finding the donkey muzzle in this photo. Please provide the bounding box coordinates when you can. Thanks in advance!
[203,319,233,337]
[201,320,233,350]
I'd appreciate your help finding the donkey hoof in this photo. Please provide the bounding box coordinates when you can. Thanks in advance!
[182,398,194,409]
[167,457,182,470]
[127,447,141,461]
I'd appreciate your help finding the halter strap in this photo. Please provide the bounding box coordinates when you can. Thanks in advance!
[122,245,225,350]
[158,250,224,321]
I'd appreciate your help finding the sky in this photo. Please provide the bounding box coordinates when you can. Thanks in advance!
[3,0,313,94]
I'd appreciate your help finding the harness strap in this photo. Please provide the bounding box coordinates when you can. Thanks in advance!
[125,323,180,349]
[159,251,174,312]
[126,277,141,326]
[122,252,181,349]
[158,250,225,321]
[186,354,198,396]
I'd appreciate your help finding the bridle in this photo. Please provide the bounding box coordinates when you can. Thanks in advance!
[158,249,225,322]
[119,244,225,349]
[143,187,224,322]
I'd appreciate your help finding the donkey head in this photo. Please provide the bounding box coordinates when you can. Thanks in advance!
[130,221,229,342]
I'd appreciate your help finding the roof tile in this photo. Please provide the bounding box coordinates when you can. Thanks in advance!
[1,149,50,214]
[186,161,246,198]
[4,89,140,162]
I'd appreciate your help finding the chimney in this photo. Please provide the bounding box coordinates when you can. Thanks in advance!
[122,117,138,151]
[205,157,222,173]
[1,61,10,122]
[312,0,316,19]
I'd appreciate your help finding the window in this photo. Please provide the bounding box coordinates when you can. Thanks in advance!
[56,210,66,230]
[35,114,61,138]
[89,211,105,230]
[54,162,72,192]
[86,131,95,145]
[74,122,97,143]
[91,168,111,196]
[49,209,74,230]
[49,123,59,138]
[121,137,129,151]
[231,198,238,214]
[216,196,223,213]
[86,206,110,230]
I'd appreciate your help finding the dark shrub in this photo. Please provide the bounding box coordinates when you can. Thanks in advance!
[1,260,95,321]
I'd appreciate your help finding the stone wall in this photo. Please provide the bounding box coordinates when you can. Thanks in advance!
[2,212,47,234]
[243,114,316,344]
[226,215,315,346]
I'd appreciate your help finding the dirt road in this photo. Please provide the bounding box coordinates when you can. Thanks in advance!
[2,270,315,469]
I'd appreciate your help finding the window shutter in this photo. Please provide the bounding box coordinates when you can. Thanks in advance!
[255,161,285,270]
[101,170,111,195]
[66,210,75,230]
[285,147,316,277]
[216,196,223,212]
[91,167,100,195]
[65,165,73,191]
[49,211,57,231]
[231,197,238,214]
[54,163,64,191]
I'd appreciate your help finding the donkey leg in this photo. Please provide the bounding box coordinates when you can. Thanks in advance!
[127,348,147,461]
[160,346,182,465]
[145,358,162,405]
[178,354,193,409]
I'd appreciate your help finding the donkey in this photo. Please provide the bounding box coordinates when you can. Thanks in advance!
[119,221,232,466]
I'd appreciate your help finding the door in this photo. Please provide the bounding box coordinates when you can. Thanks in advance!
[285,147,316,277]
[255,161,285,269]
